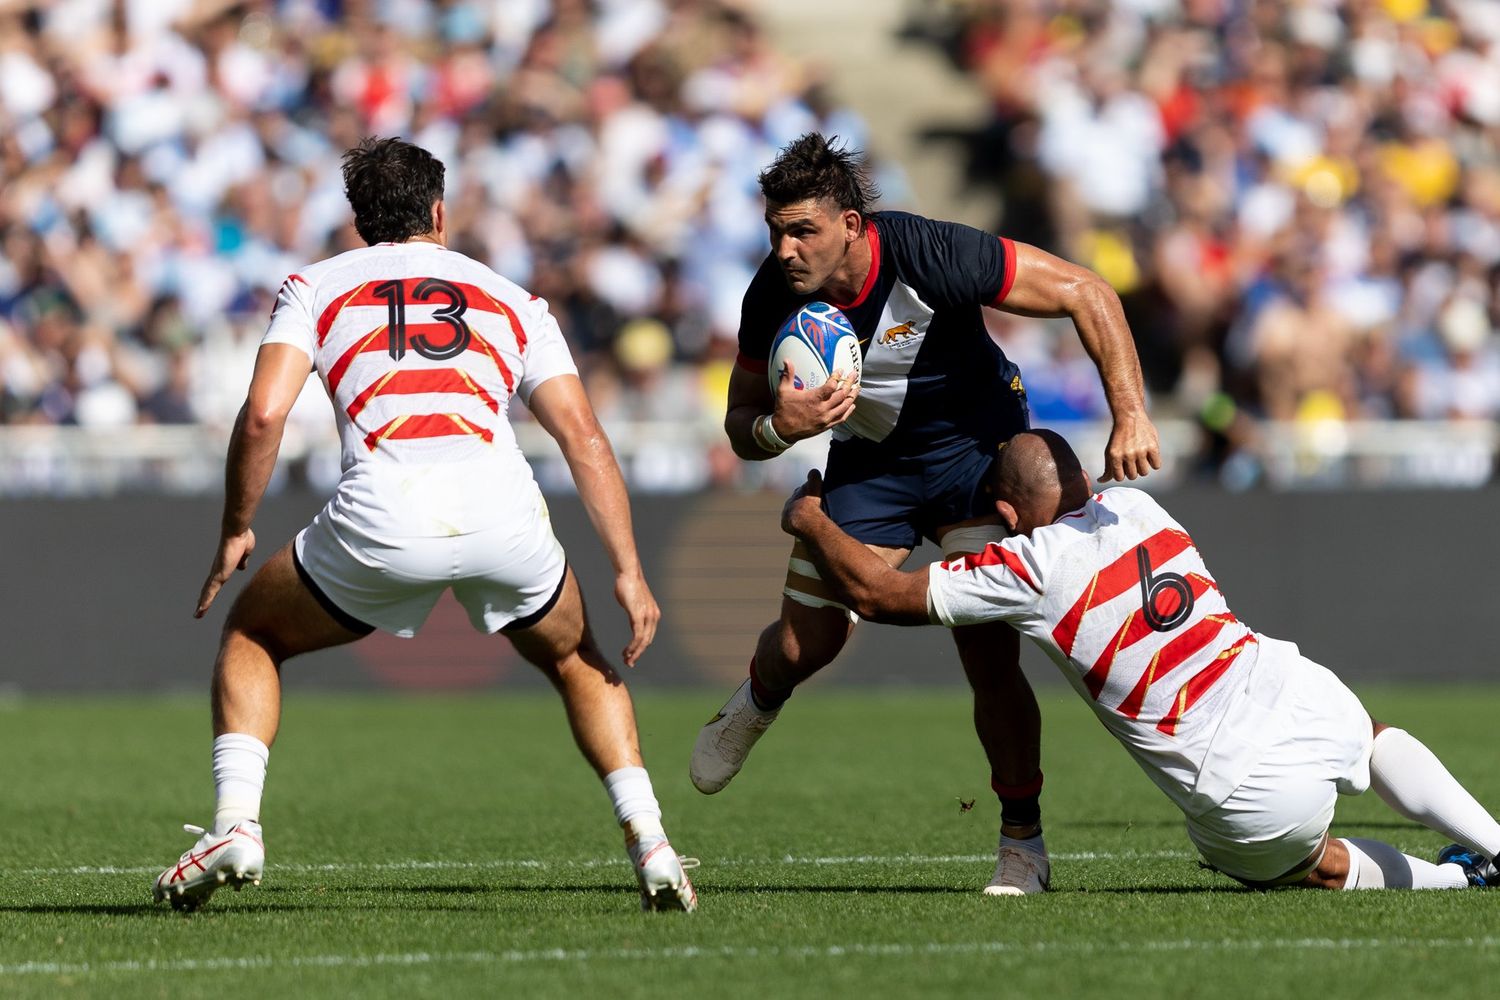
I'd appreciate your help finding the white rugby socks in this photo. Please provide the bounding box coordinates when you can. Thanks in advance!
[604,766,666,849]
[212,733,269,836]
[1369,728,1500,858]
[1338,838,1467,890]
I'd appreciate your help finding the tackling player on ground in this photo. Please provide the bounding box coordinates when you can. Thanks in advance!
[783,430,1500,890]
[691,133,1160,895]
[153,138,696,913]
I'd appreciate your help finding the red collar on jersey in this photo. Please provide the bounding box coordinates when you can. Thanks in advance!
[829,219,880,311]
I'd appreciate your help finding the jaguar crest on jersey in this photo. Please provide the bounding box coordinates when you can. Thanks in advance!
[879,321,921,349]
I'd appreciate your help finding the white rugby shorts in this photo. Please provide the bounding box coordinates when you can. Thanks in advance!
[1184,655,1374,884]
[292,493,567,638]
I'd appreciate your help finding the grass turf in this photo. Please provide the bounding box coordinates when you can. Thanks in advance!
[1,686,1497,998]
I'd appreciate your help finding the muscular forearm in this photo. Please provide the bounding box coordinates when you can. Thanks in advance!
[1068,279,1149,419]
[563,430,644,576]
[793,513,931,626]
[221,403,286,536]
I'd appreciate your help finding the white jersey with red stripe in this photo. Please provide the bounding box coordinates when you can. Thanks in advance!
[927,487,1297,815]
[262,241,577,538]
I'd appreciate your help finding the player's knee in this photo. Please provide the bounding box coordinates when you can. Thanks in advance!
[1301,837,1350,890]
[221,619,292,666]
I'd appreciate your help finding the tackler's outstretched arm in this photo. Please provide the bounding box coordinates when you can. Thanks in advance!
[780,471,931,626]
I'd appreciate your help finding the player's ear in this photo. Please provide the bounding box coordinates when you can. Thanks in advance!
[431,199,446,242]
[995,500,1019,534]
[843,209,862,245]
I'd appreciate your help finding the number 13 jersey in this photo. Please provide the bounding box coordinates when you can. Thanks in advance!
[262,242,578,538]
[927,487,1295,816]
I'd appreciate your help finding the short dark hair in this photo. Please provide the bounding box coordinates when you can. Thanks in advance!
[341,137,446,245]
[758,133,879,217]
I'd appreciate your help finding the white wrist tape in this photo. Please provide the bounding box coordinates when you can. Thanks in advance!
[754,414,792,453]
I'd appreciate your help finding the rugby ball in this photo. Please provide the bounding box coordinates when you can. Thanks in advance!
[769,302,861,393]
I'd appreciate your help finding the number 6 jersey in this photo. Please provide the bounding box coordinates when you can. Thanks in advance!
[927,487,1298,816]
[262,242,578,538]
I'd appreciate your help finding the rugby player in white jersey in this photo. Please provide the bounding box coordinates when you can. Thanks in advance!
[152,137,696,913]
[781,429,1500,890]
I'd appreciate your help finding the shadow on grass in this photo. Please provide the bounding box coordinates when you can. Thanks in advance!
[0,903,161,916]
[1064,886,1250,895]
[0,883,1264,915]
[1058,819,1427,833]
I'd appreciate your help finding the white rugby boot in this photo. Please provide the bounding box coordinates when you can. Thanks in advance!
[984,834,1050,896]
[626,822,698,912]
[153,820,265,911]
[690,679,780,794]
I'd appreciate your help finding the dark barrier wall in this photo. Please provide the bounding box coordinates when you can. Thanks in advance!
[1,487,1495,693]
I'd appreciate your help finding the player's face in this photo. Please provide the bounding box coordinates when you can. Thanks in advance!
[765,199,859,295]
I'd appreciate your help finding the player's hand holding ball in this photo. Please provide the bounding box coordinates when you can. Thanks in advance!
[767,302,862,442]
[781,469,827,536]
[773,361,860,441]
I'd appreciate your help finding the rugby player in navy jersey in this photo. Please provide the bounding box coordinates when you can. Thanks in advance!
[690,133,1160,895]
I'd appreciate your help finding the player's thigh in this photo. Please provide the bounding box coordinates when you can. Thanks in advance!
[1191,654,1376,883]
[450,518,569,636]
[224,542,371,658]
[1185,759,1339,885]
[774,540,907,665]
[501,566,594,670]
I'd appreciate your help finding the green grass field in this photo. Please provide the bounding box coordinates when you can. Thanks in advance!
[2,686,1497,998]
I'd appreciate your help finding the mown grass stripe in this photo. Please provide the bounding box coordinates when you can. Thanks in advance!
[6,936,1498,977]
[10,850,1192,876]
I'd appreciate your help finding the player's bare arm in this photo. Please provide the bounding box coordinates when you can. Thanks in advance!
[997,242,1161,482]
[725,359,858,460]
[528,374,659,666]
[780,470,929,625]
[196,343,312,618]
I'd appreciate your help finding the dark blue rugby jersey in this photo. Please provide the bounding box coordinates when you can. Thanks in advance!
[737,211,1024,453]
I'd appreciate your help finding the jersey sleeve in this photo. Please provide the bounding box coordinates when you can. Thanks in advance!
[902,218,1017,311]
[736,254,798,374]
[516,299,580,403]
[261,274,318,362]
[926,540,1043,627]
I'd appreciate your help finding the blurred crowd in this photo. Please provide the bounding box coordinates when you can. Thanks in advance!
[0,0,869,491]
[923,0,1500,476]
[2,0,1497,493]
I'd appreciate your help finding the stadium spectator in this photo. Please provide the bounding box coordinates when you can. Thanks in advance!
[933,0,1500,474]
[0,0,871,458]
[2,0,1498,488]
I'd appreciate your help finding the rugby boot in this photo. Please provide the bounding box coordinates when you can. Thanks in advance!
[690,679,779,794]
[984,834,1050,896]
[627,823,698,912]
[1437,844,1500,887]
[153,820,264,911]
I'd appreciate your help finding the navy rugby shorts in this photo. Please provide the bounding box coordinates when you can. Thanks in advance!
[822,429,1028,550]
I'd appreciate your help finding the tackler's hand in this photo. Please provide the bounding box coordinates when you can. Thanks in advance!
[781,469,828,536]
